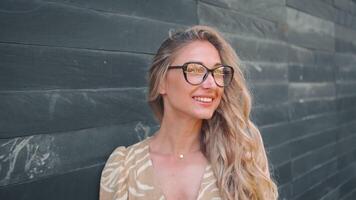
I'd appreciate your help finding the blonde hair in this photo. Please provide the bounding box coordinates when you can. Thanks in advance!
[147,25,278,200]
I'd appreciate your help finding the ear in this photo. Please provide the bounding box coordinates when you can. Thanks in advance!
[158,77,167,95]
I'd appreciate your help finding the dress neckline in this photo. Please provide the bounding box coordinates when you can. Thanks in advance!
[142,136,211,200]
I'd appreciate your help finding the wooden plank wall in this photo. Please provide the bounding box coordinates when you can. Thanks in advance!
[0,0,355,199]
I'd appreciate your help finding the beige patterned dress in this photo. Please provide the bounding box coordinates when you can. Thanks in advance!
[100,137,222,200]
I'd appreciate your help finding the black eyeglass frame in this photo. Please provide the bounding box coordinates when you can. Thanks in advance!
[168,62,234,87]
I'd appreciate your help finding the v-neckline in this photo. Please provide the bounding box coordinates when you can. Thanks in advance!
[143,137,210,200]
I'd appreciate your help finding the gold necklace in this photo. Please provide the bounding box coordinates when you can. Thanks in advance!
[177,148,201,160]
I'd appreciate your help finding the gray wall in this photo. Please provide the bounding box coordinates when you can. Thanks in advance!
[0,0,355,199]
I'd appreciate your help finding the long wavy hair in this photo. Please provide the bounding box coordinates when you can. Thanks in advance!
[147,25,278,200]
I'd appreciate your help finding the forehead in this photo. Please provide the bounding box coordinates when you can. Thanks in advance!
[171,41,221,67]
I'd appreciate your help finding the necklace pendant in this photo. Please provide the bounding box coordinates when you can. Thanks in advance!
[179,154,184,159]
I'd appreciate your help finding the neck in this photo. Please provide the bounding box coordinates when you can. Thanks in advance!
[151,115,203,157]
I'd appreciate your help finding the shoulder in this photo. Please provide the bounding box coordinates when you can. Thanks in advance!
[104,137,150,166]
[126,137,150,158]
[106,146,127,164]
[100,146,127,195]
[99,138,151,200]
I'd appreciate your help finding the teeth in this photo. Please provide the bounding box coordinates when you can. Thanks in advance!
[194,97,213,103]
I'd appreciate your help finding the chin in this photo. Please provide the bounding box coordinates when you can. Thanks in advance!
[194,112,215,120]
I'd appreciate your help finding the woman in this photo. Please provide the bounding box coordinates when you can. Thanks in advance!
[100,25,278,200]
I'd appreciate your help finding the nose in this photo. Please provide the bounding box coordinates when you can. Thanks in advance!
[201,72,217,88]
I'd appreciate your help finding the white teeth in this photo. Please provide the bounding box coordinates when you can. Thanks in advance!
[193,97,213,103]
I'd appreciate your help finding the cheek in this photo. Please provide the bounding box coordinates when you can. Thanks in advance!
[165,74,191,99]
[213,90,224,110]
[217,89,224,102]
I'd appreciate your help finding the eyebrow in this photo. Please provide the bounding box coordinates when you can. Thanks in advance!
[187,61,222,66]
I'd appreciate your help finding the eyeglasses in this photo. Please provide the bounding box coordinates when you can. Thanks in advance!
[168,62,234,87]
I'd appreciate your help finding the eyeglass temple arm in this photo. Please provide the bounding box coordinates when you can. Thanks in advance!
[168,66,184,69]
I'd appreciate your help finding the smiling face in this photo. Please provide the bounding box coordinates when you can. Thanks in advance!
[159,40,224,120]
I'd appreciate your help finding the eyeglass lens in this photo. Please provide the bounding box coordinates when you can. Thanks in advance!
[185,63,233,87]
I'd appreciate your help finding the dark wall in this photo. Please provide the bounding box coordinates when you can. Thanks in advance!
[0,0,355,199]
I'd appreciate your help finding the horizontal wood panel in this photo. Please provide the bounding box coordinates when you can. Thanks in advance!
[0,164,103,200]
[0,123,153,186]
[287,0,335,21]
[200,0,286,23]
[0,88,155,138]
[0,2,182,53]
[289,82,336,101]
[0,43,152,90]
[198,2,284,40]
[44,0,198,25]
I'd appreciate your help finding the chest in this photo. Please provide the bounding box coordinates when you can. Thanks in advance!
[150,153,208,200]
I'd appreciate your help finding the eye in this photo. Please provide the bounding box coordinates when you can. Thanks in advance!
[213,67,225,76]
[186,63,205,74]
